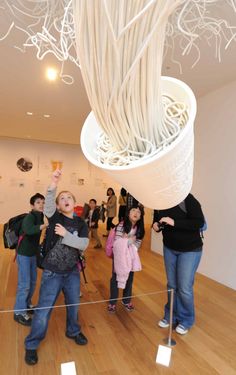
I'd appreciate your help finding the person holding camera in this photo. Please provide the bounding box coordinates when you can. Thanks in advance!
[152,193,204,335]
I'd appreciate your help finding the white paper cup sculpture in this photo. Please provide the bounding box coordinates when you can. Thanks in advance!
[75,1,197,210]
[81,76,196,210]
[2,1,235,209]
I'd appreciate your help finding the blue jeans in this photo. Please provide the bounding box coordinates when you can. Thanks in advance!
[163,246,202,328]
[14,255,37,315]
[25,269,81,350]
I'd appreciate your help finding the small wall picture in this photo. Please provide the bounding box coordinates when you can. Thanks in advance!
[16,157,33,172]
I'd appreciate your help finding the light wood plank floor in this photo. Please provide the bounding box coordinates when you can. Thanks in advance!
[0,225,236,375]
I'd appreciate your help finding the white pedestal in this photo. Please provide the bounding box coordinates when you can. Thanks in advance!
[61,361,77,375]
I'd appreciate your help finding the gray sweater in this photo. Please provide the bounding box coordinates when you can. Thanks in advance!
[42,187,89,273]
[44,187,89,251]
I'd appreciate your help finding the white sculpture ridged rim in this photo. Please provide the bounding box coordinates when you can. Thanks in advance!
[81,76,196,171]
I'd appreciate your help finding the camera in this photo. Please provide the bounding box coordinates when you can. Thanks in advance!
[157,221,166,231]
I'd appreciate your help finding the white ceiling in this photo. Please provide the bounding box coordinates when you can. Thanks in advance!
[0,8,236,145]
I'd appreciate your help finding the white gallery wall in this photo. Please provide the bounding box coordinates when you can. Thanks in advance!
[152,78,236,290]
[0,137,153,225]
[193,79,236,290]
[0,138,121,223]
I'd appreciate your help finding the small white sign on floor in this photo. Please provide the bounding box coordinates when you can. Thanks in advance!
[61,361,77,375]
[156,345,172,367]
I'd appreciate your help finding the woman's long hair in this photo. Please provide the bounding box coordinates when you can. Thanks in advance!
[120,187,127,197]
[123,205,145,239]
[107,187,115,196]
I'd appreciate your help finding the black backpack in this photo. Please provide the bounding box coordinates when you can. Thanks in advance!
[3,213,28,249]
[37,216,88,283]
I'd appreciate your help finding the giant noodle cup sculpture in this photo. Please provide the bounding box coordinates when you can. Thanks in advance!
[1,1,235,209]
[81,76,196,210]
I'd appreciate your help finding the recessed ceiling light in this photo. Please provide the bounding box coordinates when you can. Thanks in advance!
[46,67,58,81]
[43,114,50,118]
[26,112,33,115]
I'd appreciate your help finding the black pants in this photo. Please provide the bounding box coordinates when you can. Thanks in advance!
[109,271,134,305]
[106,217,115,231]
[118,205,126,222]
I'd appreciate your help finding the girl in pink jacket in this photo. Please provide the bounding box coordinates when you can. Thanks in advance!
[107,205,145,313]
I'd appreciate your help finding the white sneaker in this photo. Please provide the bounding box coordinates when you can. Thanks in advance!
[176,324,188,335]
[158,319,169,328]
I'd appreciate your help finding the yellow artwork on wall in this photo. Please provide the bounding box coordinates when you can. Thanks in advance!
[51,160,63,171]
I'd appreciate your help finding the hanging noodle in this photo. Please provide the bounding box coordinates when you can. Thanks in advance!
[1,0,236,165]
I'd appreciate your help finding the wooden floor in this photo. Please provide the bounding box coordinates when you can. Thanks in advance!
[0,225,236,375]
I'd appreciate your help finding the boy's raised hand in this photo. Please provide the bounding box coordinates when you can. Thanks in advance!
[50,169,62,188]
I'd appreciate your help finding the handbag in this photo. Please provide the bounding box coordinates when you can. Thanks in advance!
[77,252,88,283]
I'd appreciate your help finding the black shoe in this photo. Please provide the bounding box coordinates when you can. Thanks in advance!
[14,314,32,326]
[25,349,38,365]
[27,305,35,315]
[66,331,88,345]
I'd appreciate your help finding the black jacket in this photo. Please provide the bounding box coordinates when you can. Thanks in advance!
[153,194,204,252]
[17,211,44,257]
[85,207,100,229]
[42,212,88,273]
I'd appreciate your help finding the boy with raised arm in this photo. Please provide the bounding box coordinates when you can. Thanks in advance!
[24,169,89,366]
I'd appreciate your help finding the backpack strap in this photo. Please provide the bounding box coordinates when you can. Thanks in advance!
[105,227,117,258]
[13,234,25,262]
[74,216,88,283]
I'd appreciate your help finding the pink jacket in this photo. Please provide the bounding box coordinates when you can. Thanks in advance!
[113,235,142,289]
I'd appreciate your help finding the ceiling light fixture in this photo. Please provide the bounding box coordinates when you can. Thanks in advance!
[26,112,33,115]
[46,67,58,81]
[43,114,50,118]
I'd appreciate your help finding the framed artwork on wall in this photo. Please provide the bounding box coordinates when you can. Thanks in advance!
[51,160,63,171]
[16,157,33,172]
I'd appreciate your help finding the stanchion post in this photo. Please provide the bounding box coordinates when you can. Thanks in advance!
[164,288,176,346]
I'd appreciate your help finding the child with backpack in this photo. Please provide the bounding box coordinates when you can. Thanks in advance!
[14,193,47,326]
[24,169,89,366]
[107,205,145,313]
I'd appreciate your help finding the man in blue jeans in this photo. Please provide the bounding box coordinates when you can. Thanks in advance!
[25,169,89,365]
[152,193,204,335]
